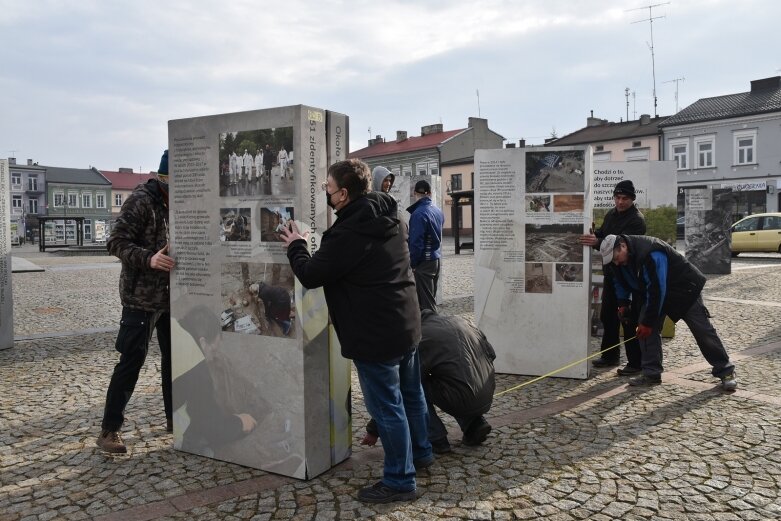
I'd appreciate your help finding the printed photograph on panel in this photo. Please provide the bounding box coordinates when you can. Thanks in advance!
[259,207,295,243]
[219,128,294,197]
[221,262,296,338]
[219,208,251,242]
[172,304,274,463]
[525,263,553,293]
[525,195,551,213]
[685,188,737,274]
[553,194,584,212]
[525,223,583,262]
[555,263,584,282]
[525,150,585,193]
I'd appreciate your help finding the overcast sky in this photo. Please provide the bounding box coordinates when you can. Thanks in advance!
[1,0,779,172]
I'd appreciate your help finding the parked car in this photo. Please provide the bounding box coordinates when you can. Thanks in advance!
[730,212,781,256]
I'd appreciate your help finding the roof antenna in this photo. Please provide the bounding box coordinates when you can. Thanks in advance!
[663,76,685,113]
[476,89,481,118]
[628,2,670,117]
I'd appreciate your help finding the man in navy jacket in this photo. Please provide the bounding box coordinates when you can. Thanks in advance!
[407,180,445,311]
[600,234,737,390]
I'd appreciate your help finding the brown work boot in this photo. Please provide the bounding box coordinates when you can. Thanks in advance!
[96,430,127,454]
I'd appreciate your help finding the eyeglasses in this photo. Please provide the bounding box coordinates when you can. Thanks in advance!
[322,181,342,193]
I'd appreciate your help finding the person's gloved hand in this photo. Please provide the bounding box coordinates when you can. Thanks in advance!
[636,324,653,339]
[617,306,629,324]
[360,432,378,447]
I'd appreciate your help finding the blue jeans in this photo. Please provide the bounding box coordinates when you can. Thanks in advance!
[354,348,432,492]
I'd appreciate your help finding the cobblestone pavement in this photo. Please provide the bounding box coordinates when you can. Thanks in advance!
[2,244,781,520]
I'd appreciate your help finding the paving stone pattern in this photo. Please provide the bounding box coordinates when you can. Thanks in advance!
[2,244,781,520]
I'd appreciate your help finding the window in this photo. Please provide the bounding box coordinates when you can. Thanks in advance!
[67,193,78,208]
[96,192,106,208]
[27,175,38,191]
[430,167,439,176]
[763,215,781,230]
[595,145,604,152]
[632,141,642,148]
[694,136,715,168]
[54,192,65,207]
[593,152,612,162]
[669,138,689,170]
[625,149,649,161]
[733,217,759,232]
[12,195,22,208]
[84,219,92,241]
[734,129,757,165]
[11,173,22,189]
[82,193,92,208]
[28,199,38,214]
[114,193,123,207]
[451,174,462,191]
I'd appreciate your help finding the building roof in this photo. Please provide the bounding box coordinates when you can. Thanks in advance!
[100,170,155,190]
[43,166,112,185]
[659,78,781,127]
[550,116,666,146]
[349,128,466,159]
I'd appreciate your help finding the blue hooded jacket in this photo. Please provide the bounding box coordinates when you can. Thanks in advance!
[406,196,445,268]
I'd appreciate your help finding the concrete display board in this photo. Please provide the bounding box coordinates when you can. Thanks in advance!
[0,160,13,350]
[475,147,591,378]
[590,161,678,336]
[168,105,350,480]
[683,187,736,274]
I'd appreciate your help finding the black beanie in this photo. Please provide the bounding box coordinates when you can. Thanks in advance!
[613,180,636,200]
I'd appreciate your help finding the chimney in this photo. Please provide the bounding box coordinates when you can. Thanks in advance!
[518,139,526,148]
[586,116,608,127]
[468,117,488,129]
[368,134,385,146]
[639,114,651,125]
[396,130,407,142]
[118,167,134,173]
[750,76,781,92]
[8,157,16,165]
[27,158,33,166]
[420,123,443,136]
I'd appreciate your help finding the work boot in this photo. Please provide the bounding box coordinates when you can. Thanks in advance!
[413,455,435,470]
[721,373,738,392]
[617,364,642,376]
[628,374,662,387]
[592,357,620,368]
[462,418,492,446]
[96,430,127,454]
[357,481,417,503]
[430,438,452,454]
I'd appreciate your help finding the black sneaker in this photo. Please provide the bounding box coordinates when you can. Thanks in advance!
[628,374,662,387]
[414,456,434,470]
[617,365,642,376]
[462,419,492,446]
[431,438,452,454]
[592,357,620,368]
[357,481,417,503]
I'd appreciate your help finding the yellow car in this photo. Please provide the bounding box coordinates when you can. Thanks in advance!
[730,213,781,255]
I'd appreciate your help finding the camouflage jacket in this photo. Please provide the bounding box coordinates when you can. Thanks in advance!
[107,179,170,312]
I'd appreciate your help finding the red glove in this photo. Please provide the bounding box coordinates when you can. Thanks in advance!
[636,324,653,339]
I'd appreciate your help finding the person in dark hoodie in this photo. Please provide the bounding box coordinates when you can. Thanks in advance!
[600,234,737,390]
[362,310,496,454]
[280,159,432,504]
[578,180,646,375]
[97,150,175,454]
[371,166,395,193]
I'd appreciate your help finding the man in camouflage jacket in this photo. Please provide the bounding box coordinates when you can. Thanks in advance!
[97,150,176,454]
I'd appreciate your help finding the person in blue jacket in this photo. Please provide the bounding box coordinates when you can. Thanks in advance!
[599,234,737,390]
[407,180,445,311]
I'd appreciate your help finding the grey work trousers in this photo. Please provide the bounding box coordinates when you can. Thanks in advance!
[413,259,440,312]
[640,296,735,379]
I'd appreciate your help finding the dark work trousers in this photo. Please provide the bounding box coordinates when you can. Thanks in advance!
[101,307,172,431]
[640,296,735,378]
[600,275,641,367]
[413,259,440,312]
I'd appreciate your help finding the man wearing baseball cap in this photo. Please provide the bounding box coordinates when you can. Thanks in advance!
[599,234,737,390]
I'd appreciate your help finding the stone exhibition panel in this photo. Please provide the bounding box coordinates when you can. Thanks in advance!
[168,105,350,479]
[475,147,591,378]
[0,159,13,350]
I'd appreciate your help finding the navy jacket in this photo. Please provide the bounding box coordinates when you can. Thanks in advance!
[406,197,445,268]
[287,192,421,362]
[608,235,706,325]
